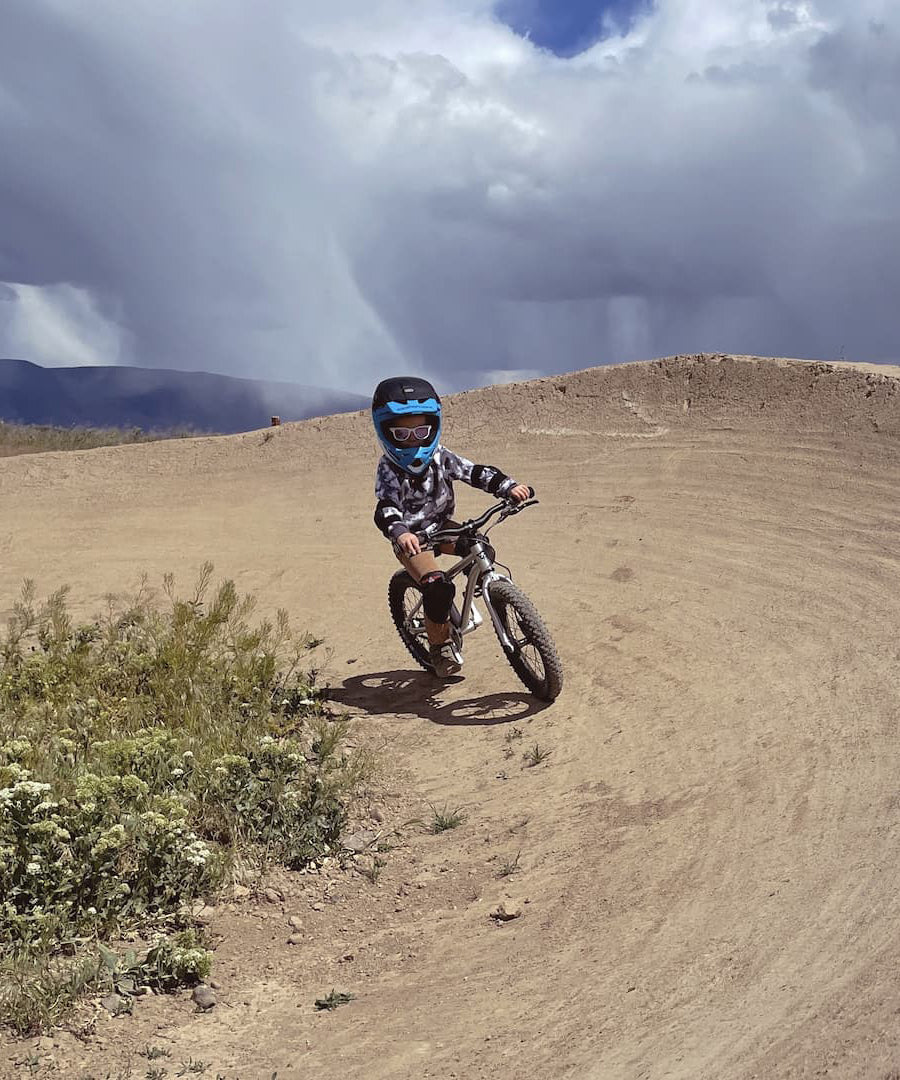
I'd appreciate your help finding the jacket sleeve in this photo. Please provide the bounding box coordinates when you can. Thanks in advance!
[441,447,517,498]
[374,460,411,542]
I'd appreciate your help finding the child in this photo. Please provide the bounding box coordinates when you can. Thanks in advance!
[372,376,530,677]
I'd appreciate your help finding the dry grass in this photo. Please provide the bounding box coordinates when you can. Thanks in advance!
[0,421,204,457]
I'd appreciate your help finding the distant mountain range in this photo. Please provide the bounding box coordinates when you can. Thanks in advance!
[0,359,368,434]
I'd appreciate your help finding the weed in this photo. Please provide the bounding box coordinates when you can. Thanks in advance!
[0,953,102,1035]
[429,804,465,833]
[496,851,522,878]
[314,989,354,1011]
[522,743,552,768]
[146,1069,167,1080]
[177,1060,210,1076]
[141,1047,171,1061]
[503,727,524,758]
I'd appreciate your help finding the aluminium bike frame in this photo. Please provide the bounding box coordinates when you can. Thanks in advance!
[402,500,537,654]
[405,541,515,653]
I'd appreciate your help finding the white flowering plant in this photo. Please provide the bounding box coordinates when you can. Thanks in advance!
[97,928,211,995]
[0,567,367,1033]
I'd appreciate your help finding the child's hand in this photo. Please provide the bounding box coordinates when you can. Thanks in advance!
[397,531,422,556]
[508,484,531,503]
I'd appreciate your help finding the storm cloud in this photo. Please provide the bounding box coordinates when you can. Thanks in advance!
[0,0,898,392]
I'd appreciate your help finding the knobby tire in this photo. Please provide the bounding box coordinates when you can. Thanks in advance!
[388,570,434,672]
[486,578,563,701]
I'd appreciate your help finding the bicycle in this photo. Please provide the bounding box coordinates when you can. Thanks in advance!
[387,489,563,701]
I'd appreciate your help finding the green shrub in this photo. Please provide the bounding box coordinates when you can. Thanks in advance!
[0,566,366,1031]
[197,734,347,867]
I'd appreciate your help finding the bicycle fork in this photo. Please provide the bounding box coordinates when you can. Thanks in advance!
[476,574,516,653]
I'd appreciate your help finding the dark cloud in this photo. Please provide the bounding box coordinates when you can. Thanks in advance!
[809,17,900,131]
[0,0,399,384]
[1,0,898,396]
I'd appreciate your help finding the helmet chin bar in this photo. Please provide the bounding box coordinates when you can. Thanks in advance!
[393,441,438,475]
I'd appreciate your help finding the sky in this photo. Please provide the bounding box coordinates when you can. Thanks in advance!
[496,0,651,56]
[0,0,898,394]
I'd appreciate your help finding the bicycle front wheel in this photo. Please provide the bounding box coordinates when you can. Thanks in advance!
[486,579,563,701]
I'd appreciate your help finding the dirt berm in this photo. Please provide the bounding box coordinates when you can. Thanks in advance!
[3,353,900,1079]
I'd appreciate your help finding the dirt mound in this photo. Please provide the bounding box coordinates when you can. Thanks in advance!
[3,353,900,1079]
[449,352,900,436]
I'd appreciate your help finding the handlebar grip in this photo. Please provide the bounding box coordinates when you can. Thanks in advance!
[527,486,535,499]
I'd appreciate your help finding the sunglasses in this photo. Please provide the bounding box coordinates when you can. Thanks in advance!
[389,424,433,443]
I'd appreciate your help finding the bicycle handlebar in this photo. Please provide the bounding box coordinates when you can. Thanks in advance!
[425,487,537,544]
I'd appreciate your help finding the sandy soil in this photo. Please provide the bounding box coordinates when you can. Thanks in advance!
[3,353,900,1079]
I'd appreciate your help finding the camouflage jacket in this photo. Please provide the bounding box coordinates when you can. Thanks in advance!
[374,446,516,542]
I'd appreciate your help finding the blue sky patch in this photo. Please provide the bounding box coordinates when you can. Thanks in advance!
[495,0,652,57]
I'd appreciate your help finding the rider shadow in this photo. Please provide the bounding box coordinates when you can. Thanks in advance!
[326,669,551,727]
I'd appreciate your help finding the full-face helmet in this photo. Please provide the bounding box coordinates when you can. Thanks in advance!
[372,376,442,476]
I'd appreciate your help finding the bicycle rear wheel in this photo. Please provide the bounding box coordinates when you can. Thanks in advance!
[388,570,433,672]
[486,579,563,701]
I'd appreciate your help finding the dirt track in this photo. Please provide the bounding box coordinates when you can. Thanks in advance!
[3,353,900,1079]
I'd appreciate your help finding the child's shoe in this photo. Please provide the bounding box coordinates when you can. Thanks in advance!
[429,641,462,678]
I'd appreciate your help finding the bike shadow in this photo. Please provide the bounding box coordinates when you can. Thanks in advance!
[326,668,551,727]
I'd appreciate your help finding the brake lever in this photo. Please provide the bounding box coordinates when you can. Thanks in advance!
[504,498,539,515]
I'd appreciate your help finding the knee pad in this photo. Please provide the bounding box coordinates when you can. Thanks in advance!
[419,571,455,623]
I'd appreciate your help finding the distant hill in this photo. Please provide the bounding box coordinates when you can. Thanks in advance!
[0,359,368,433]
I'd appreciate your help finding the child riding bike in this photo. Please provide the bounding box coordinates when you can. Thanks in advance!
[372,376,530,677]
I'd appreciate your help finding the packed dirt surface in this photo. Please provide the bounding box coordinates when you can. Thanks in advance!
[3,353,900,1079]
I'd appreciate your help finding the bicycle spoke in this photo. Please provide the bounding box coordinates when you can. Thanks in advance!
[391,571,435,670]
[502,608,545,681]
[405,594,429,639]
